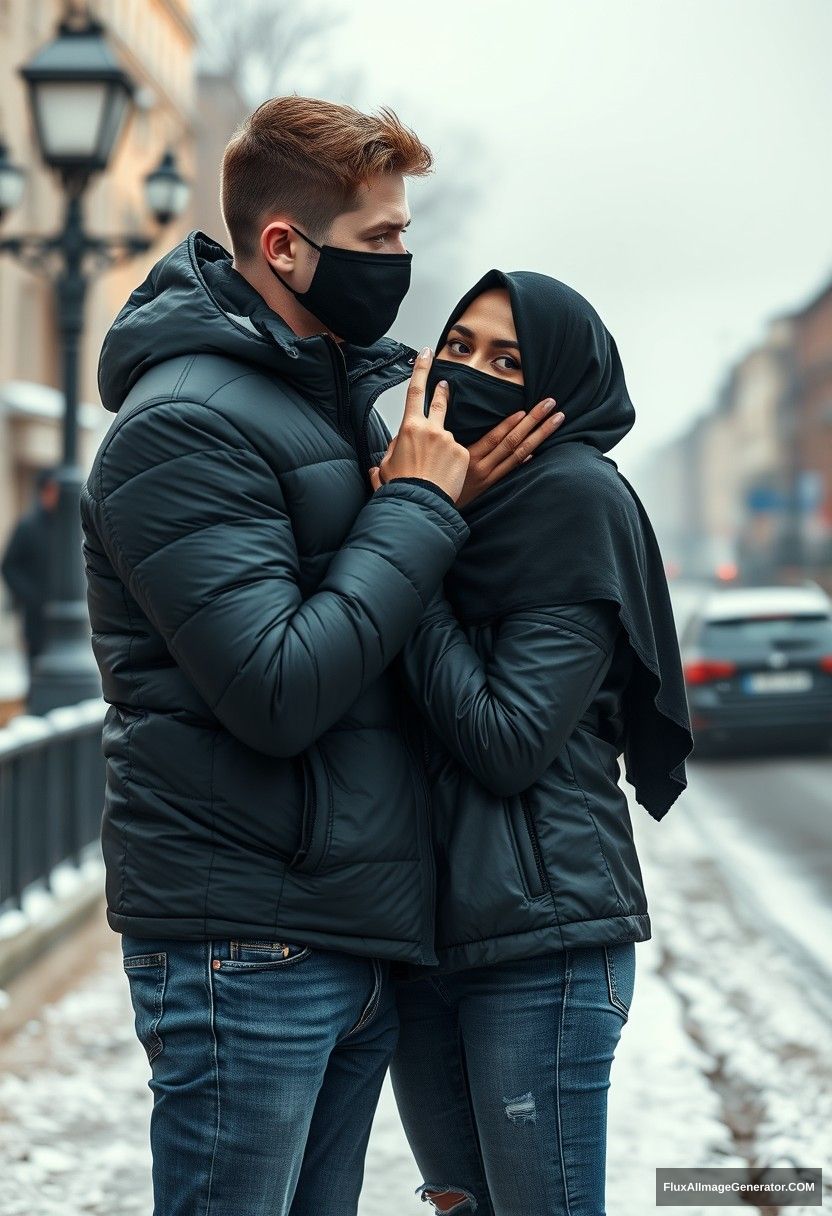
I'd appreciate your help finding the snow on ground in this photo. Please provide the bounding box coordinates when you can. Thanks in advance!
[0,925,727,1216]
[631,776,832,1213]
[0,784,827,1215]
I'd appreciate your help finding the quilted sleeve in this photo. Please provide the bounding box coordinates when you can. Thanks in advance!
[83,399,468,757]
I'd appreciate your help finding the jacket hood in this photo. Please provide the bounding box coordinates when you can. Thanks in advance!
[433,268,636,454]
[98,230,412,413]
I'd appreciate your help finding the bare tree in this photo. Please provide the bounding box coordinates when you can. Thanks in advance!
[194,0,360,104]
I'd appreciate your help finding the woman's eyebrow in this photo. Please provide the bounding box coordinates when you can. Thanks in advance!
[449,323,520,351]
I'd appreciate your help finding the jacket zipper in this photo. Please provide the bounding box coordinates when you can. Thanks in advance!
[315,342,436,948]
[520,791,551,896]
[324,337,353,443]
[294,753,316,867]
[326,340,416,490]
[356,350,416,488]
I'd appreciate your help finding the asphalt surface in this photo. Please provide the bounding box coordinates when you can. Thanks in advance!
[690,753,832,906]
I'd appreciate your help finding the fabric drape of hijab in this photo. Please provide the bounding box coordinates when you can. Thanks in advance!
[425,269,694,820]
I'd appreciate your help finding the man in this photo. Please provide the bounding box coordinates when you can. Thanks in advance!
[2,467,59,685]
[81,97,559,1215]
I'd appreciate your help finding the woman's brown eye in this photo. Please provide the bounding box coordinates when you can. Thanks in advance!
[448,340,470,356]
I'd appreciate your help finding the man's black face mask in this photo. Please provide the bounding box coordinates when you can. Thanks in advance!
[267,224,412,347]
[425,357,526,447]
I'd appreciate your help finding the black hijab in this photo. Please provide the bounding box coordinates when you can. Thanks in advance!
[425,269,693,820]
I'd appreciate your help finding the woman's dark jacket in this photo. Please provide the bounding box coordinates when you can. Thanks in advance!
[80,230,469,964]
[401,269,694,973]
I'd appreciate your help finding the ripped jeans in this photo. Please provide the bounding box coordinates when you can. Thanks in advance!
[390,944,636,1216]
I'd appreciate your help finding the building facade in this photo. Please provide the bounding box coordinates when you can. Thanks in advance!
[0,0,197,659]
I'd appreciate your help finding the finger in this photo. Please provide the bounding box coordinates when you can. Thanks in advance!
[403,346,433,420]
[491,408,565,478]
[425,378,449,428]
[480,399,560,472]
[368,466,382,491]
[379,440,395,474]
[466,411,527,461]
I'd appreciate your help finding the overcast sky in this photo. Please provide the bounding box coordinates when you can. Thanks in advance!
[285,0,832,470]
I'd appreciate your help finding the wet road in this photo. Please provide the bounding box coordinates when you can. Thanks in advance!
[690,753,832,906]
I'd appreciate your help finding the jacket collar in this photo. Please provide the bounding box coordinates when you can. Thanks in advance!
[98,230,418,416]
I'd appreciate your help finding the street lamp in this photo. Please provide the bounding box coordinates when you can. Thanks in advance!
[0,6,190,715]
[19,9,135,181]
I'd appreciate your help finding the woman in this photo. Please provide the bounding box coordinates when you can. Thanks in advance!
[383,270,694,1216]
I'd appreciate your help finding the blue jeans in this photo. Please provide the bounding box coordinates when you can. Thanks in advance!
[390,944,636,1216]
[120,934,398,1216]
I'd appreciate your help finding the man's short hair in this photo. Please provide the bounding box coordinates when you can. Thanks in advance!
[221,95,433,260]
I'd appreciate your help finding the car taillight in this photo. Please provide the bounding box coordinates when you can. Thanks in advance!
[820,656,832,673]
[684,658,737,685]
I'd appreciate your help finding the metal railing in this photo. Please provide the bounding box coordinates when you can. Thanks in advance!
[0,699,107,915]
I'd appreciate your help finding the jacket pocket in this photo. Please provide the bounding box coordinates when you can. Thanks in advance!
[504,794,548,900]
[291,743,334,875]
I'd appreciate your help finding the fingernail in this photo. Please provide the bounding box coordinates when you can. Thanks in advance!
[438,380,448,390]
[554,411,565,423]
[543,398,557,413]
[419,345,432,359]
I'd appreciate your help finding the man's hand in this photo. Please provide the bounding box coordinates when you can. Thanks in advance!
[457,397,565,508]
[369,347,469,502]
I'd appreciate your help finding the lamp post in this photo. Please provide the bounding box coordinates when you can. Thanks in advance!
[0,7,190,714]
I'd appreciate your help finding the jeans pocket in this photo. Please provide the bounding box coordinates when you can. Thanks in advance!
[123,952,167,1063]
[219,939,312,972]
[603,942,636,1021]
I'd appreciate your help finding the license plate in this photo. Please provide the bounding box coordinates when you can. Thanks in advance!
[742,670,813,694]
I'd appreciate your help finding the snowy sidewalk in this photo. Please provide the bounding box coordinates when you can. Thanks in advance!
[1,789,825,1214]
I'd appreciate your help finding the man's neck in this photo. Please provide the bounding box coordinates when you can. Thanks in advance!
[232,257,342,343]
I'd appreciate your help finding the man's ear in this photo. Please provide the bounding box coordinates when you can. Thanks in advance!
[261,221,296,271]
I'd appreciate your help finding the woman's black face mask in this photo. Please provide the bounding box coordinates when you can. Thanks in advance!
[425,357,526,447]
[267,224,412,346]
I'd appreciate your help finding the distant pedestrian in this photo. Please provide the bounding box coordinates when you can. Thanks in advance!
[1,467,59,682]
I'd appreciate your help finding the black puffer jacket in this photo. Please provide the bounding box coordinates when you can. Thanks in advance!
[401,593,649,972]
[397,267,692,973]
[80,231,468,964]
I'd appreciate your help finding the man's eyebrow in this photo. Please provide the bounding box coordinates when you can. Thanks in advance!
[449,322,520,351]
[359,215,412,235]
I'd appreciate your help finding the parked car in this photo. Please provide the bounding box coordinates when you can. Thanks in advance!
[680,584,832,756]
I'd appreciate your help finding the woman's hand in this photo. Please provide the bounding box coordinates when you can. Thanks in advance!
[457,399,564,508]
[370,398,565,505]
